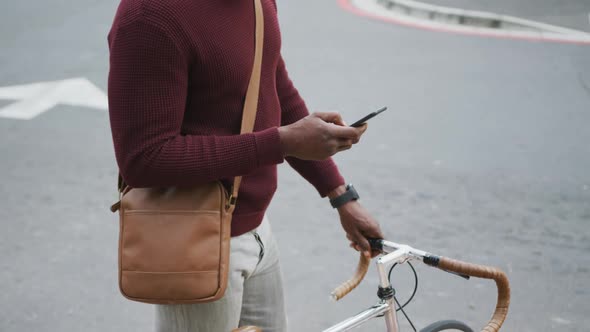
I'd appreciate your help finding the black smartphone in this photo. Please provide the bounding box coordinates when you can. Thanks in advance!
[349,107,387,127]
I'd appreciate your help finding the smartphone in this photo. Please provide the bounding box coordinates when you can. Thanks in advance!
[349,107,387,127]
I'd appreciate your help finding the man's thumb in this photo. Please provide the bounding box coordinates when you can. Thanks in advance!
[314,112,345,126]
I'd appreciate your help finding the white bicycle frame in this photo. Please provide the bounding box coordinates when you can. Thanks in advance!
[323,240,430,332]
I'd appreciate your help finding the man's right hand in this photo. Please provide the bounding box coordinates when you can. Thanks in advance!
[278,112,368,160]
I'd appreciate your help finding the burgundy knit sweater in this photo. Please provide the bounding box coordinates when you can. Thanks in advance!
[107,0,344,236]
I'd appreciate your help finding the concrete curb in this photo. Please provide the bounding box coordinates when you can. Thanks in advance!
[344,0,590,44]
[378,0,589,35]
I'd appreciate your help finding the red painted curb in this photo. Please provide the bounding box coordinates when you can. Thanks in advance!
[337,0,590,45]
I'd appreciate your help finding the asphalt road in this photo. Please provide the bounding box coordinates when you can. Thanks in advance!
[1,0,590,331]
[425,0,590,32]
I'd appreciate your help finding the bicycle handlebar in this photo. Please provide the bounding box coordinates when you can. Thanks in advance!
[333,239,510,331]
[436,256,510,332]
[330,253,371,301]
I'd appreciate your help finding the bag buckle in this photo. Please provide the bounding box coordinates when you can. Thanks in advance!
[226,193,237,210]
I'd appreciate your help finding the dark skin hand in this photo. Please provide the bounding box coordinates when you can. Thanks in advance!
[279,112,383,257]
[278,112,367,160]
[328,185,384,258]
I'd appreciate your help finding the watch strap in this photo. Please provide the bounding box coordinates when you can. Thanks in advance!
[330,184,359,208]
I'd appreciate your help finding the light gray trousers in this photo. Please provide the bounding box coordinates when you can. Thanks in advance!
[155,216,287,332]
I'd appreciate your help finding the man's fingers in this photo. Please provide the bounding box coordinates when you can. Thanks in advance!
[338,138,353,145]
[349,242,362,251]
[351,231,371,253]
[358,123,368,134]
[328,124,361,140]
[353,124,368,144]
[351,242,378,257]
[359,237,371,253]
[350,233,377,257]
[347,233,359,251]
[348,232,363,252]
[337,143,352,150]
[313,112,366,141]
[313,112,345,126]
[336,138,353,152]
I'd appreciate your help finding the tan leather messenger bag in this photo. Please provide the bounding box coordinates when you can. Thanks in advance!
[109,0,265,304]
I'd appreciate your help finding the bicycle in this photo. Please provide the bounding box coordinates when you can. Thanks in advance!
[235,238,510,332]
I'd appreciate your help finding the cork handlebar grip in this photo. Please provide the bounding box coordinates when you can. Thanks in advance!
[331,253,371,301]
[438,257,510,332]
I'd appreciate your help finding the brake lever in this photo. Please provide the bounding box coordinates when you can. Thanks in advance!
[367,238,384,252]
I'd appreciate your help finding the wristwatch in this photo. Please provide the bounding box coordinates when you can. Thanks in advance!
[329,184,360,208]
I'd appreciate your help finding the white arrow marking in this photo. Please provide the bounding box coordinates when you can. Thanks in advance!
[0,77,108,120]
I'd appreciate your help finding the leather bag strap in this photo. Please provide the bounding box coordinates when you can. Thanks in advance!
[116,0,264,205]
[231,0,264,204]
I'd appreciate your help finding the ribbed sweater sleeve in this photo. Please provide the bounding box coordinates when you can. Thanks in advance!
[276,56,345,197]
[107,17,283,188]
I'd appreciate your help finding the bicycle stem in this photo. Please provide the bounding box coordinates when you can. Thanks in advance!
[380,240,429,260]
[375,248,407,332]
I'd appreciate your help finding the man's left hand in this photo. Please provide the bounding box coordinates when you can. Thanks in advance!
[336,199,384,258]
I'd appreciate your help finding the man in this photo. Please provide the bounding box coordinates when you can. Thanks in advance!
[107,0,383,331]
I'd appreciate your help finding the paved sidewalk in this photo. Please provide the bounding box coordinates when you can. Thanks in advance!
[425,0,590,32]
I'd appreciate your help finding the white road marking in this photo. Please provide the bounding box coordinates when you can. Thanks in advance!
[0,77,107,120]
